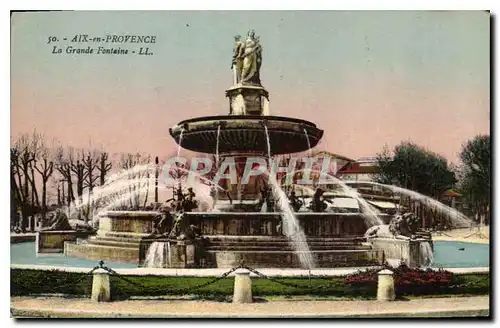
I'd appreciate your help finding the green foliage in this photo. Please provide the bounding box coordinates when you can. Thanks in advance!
[10,269,92,296]
[345,265,489,298]
[11,268,489,300]
[458,135,490,222]
[375,142,457,198]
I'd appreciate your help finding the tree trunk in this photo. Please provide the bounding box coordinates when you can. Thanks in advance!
[41,181,47,220]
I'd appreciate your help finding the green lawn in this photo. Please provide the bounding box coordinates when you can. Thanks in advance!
[10,269,489,301]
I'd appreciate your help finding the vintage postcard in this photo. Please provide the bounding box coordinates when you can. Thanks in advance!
[10,10,490,319]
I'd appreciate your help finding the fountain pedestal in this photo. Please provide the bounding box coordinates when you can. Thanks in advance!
[226,84,270,116]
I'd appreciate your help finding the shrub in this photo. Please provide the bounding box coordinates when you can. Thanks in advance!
[344,264,459,296]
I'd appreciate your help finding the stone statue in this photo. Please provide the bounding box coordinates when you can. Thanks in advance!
[239,29,262,85]
[231,35,244,84]
[183,187,198,212]
[41,210,72,231]
[389,214,412,238]
[258,185,274,212]
[152,209,174,236]
[310,188,328,212]
[289,190,303,212]
[168,210,184,238]
[365,212,429,241]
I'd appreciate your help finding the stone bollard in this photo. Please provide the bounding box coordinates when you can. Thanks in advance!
[233,270,252,303]
[91,268,111,302]
[377,269,396,301]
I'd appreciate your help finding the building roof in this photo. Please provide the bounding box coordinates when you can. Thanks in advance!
[356,156,379,163]
[337,162,380,174]
[312,150,356,163]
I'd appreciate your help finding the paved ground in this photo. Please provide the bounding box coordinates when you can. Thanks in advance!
[11,295,489,318]
[431,226,489,245]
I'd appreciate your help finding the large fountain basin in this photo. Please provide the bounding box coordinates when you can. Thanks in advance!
[169,115,323,155]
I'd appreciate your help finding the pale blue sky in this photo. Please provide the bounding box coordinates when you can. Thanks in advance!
[11,11,490,162]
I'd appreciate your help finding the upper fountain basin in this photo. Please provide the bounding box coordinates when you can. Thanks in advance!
[169,115,324,155]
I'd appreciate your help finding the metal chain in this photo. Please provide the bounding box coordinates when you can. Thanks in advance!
[27,260,338,296]
[101,262,243,295]
[241,264,339,292]
[241,265,317,289]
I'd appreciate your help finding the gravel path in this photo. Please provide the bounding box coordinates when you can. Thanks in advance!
[11,295,489,318]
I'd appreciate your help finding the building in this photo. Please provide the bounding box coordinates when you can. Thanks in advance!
[336,156,380,182]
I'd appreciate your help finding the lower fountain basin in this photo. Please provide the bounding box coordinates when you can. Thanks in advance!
[63,210,375,267]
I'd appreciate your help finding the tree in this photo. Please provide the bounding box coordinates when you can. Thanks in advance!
[374,141,457,198]
[96,152,112,186]
[82,150,99,221]
[54,146,76,207]
[34,134,54,220]
[119,153,152,209]
[71,150,88,206]
[10,147,23,230]
[458,135,490,224]
[12,134,39,232]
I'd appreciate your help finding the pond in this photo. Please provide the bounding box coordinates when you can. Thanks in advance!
[431,241,490,268]
[10,240,489,269]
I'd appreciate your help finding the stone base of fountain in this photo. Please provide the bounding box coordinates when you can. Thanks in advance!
[36,230,92,254]
[63,211,389,268]
[63,211,436,268]
[369,237,434,267]
[64,211,160,264]
[139,237,201,268]
[200,235,383,268]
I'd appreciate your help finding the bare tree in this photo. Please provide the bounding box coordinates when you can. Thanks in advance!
[34,134,54,220]
[82,149,99,221]
[96,152,112,186]
[54,146,76,207]
[71,149,88,207]
[10,147,23,230]
[13,134,39,231]
[119,153,152,209]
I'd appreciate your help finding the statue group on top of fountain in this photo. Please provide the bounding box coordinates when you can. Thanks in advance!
[232,29,263,85]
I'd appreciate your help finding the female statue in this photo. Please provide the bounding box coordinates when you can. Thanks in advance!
[239,29,262,85]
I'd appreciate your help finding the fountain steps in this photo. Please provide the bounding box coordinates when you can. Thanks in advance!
[204,235,366,242]
[205,239,366,245]
[205,245,372,251]
[84,238,141,248]
[90,235,144,244]
[64,242,140,264]
[208,249,383,268]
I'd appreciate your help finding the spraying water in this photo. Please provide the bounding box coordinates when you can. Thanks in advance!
[419,241,434,267]
[263,124,272,160]
[268,174,315,269]
[144,241,172,268]
[343,180,472,228]
[263,125,315,269]
[293,169,383,226]
[303,128,312,157]
[176,128,184,158]
[216,125,221,167]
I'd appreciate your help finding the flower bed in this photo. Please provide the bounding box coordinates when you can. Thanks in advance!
[344,264,488,296]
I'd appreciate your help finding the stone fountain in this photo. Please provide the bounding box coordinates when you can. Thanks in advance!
[61,29,433,269]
